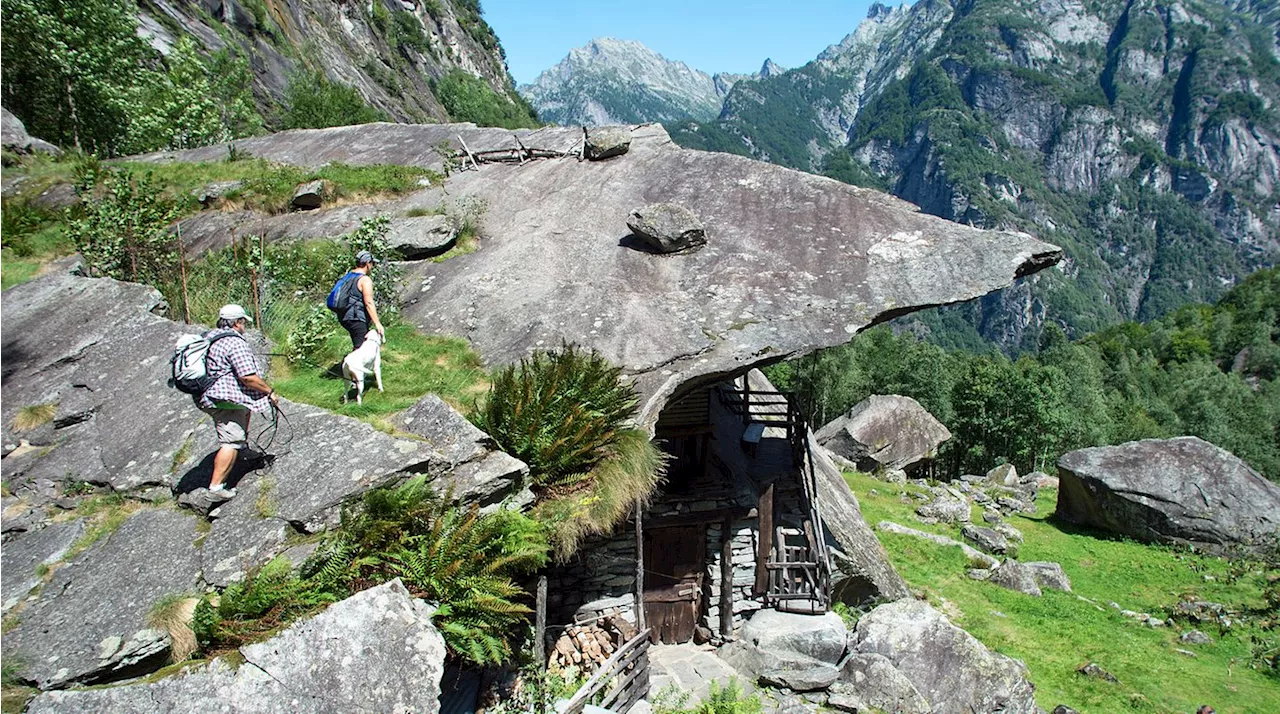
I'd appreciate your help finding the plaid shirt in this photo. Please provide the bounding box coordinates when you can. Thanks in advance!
[197,329,270,413]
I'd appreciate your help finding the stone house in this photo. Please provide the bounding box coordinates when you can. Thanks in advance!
[547,371,835,644]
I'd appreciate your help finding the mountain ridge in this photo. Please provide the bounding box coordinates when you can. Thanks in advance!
[519,36,778,126]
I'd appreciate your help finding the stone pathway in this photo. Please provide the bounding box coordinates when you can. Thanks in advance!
[648,643,751,705]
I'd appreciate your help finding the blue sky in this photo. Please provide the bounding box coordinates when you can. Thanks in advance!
[483,0,880,85]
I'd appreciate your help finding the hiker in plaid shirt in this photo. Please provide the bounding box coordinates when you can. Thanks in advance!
[198,304,278,498]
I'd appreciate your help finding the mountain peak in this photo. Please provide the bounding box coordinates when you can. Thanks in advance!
[522,37,725,126]
[759,58,785,78]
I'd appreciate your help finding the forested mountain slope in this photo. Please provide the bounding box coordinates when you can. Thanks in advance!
[1,0,537,157]
[675,0,1280,351]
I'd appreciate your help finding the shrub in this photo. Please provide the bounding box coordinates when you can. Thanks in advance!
[653,679,761,714]
[433,69,539,129]
[284,304,337,364]
[473,344,640,488]
[280,70,389,130]
[69,168,181,284]
[192,558,336,651]
[303,477,548,665]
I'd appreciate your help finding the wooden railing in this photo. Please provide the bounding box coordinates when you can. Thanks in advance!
[717,379,831,612]
[560,629,653,714]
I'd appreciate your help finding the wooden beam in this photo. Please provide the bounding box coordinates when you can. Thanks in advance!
[634,501,646,633]
[643,507,753,529]
[755,482,775,597]
[720,516,734,638]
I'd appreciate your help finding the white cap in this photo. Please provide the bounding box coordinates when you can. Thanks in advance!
[219,304,252,322]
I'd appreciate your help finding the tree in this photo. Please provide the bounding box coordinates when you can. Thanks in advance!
[128,38,264,152]
[279,70,388,130]
[1,0,153,154]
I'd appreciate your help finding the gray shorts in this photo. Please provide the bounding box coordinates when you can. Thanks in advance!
[203,405,250,449]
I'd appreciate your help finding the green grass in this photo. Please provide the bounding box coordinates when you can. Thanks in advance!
[845,471,1280,713]
[271,321,488,424]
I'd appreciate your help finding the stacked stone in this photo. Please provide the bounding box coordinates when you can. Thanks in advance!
[704,519,760,633]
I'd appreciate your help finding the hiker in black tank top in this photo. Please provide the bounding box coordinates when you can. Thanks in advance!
[340,250,386,349]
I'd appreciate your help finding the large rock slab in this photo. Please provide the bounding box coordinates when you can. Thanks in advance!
[0,519,84,613]
[220,122,1060,426]
[815,395,951,473]
[136,122,1060,425]
[851,599,1039,714]
[3,509,204,688]
[810,431,910,603]
[389,214,457,259]
[26,580,446,713]
[1056,437,1280,554]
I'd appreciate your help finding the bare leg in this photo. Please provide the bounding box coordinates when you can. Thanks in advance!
[210,446,239,489]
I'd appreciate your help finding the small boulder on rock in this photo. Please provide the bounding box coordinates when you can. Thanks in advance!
[2,107,61,156]
[961,525,1010,555]
[917,494,970,524]
[987,463,1018,486]
[625,203,707,253]
[290,179,326,210]
[584,125,632,160]
[1179,630,1213,645]
[192,180,244,208]
[387,215,457,260]
[1024,561,1071,592]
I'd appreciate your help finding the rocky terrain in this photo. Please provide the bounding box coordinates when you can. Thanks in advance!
[520,37,781,126]
[0,118,1061,709]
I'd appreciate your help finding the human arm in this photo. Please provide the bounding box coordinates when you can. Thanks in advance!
[358,275,384,338]
[228,340,279,404]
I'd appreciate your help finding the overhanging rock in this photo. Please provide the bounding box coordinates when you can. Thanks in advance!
[135,122,1060,424]
[394,124,1062,424]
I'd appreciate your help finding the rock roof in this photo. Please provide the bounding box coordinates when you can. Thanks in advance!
[146,122,1060,425]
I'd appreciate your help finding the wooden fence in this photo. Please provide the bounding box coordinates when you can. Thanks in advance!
[559,629,653,714]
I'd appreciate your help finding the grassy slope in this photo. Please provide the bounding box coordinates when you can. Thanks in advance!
[270,322,487,427]
[844,471,1279,713]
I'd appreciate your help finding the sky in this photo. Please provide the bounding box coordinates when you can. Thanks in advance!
[483,0,880,85]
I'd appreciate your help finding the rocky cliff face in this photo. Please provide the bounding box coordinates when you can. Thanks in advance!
[670,0,1280,351]
[137,0,524,123]
[520,37,770,126]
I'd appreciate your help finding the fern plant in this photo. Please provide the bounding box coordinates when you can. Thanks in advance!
[473,343,640,488]
[306,477,549,665]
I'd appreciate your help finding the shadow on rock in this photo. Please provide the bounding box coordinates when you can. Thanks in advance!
[173,450,275,495]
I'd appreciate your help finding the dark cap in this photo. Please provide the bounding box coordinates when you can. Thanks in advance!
[355,250,379,265]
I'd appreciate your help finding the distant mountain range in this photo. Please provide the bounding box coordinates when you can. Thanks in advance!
[519,37,782,126]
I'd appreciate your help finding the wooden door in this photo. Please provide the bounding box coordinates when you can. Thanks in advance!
[643,525,706,644]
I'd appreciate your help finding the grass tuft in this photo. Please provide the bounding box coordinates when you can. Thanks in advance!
[271,322,487,422]
[147,594,201,663]
[533,429,667,560]
[12,403,57,432]
[62,496,145,560]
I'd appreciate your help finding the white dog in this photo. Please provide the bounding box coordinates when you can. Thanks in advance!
[341,331,384,404]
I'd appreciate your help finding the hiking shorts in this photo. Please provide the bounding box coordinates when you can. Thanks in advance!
[202,404,250,450]
[341,319,369,350]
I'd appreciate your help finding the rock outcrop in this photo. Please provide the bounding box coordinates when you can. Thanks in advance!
[850,599,1039,714]
[3,509,204,688]
[1056,437,1280,554]
[1,107,61,156]
[139,121,1059,425]
[719,609,848,692]
[815,394,951,473]
[25,580,446,714]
